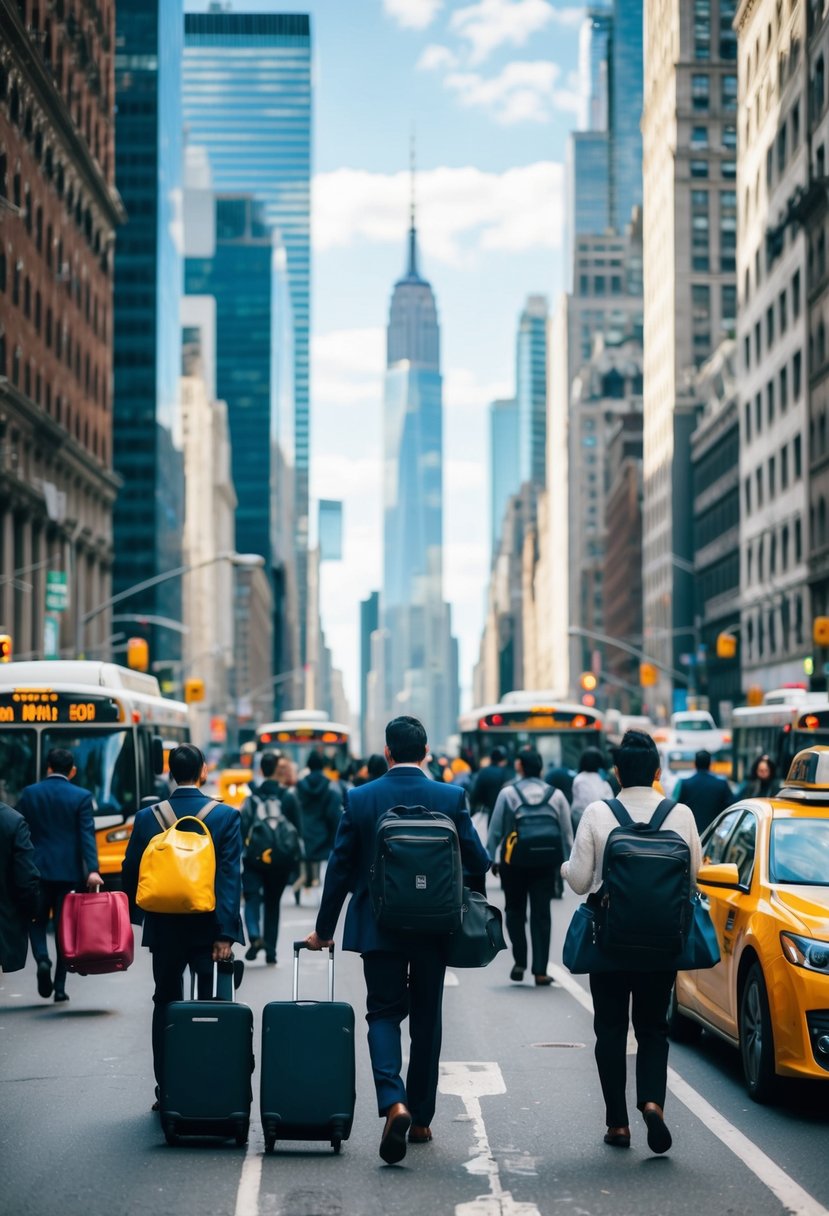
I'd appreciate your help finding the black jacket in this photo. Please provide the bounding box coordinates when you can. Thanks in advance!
[676,770,734,834]
[295,772,342,862]
[469,764,514,815]
[0,802,41,972]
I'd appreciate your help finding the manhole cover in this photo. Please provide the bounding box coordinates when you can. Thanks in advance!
[530,1041,586,1049]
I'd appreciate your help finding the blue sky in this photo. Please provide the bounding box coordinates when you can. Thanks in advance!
[186,0,584,720]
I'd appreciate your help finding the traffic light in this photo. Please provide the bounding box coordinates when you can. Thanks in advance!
[814,617,829,647]
[716,632,738,659]
[579,671,598,692]
[639,662,658,687]
[127,637,149,672]
[184,677,205,704]
[0,634,11,662]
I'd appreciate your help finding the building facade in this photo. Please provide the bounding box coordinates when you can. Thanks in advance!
[113,0,183,666]
[603,411,644,709]
[489,397,519,558]
[517,295,548,488]
[359,590,378,754]
[0,0,122,661]
[642,0,738,717]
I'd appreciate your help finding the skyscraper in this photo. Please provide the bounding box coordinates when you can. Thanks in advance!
[183,12,312,658]
[490,399,519,557]
[517,296,548,488]
[113,0,184,663]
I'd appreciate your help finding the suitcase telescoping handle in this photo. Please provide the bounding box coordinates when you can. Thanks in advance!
[293,940,335,1003]
[189,959,234,1001]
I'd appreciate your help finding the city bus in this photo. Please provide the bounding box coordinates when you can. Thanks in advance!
[256,709,351,776]
[731,688,829,783]
[0,661,190,883]
[459,691,607,771]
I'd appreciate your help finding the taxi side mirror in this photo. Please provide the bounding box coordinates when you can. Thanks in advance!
[697,862,741,889]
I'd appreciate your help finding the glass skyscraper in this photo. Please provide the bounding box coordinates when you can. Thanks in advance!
[609,0,643,231]
[490,399,519,557]
[517,296,549,488]
[113,0,184,662]
[183,13,312,653]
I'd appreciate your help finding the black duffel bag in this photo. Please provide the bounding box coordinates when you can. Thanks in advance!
[447,888,506,968]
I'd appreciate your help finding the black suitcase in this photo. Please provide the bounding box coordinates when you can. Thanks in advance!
[260,942,355,1154]
[160,961,254,1147]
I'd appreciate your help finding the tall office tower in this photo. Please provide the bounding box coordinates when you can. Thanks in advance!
[609,0,644,234]
[578,2,612,130]
[359,591,379,753]
[113,0,184,666]
[0,1,122,661]
[490,398,519,557]
[377,193,458,748]
[517,295,549,488]
[183,12,312,663]
[736,0,809,695]
[642,0,737,714]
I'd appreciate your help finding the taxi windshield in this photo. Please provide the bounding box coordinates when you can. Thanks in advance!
[770,819,829,886]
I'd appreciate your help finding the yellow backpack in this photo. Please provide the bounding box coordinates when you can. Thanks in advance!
[136,800,218,914]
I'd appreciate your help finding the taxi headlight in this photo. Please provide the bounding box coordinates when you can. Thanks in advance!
[780,932,829,973]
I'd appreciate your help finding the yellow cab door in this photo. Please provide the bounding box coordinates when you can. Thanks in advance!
[696,808,758,1037]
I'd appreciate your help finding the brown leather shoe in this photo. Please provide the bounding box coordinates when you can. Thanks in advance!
[379,1102,411,1164]
[408,1125,432,1143]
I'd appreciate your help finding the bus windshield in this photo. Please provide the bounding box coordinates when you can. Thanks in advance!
[466,729,602,771]
[0,730,37,805]
[42,728,137,821]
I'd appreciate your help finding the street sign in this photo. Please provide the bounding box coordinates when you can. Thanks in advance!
[45,571,69,613]
[43,614,60,659]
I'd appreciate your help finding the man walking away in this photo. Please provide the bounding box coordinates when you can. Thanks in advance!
[0,801,41,974]
[121,744,243,1108]
[674,750,733,834]
[294,751,342,896]
[18,748,102,1002]
[305,715,491,1164]
[469,747,514,822]
[562,730,701,1154]
[488,747,572,986]
[241,751,303,963]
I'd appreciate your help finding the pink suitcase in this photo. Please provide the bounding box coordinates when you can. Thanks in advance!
[58,890,135,975]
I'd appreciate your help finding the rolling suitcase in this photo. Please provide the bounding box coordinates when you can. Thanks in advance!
[160,961,253,1147]
[57,888,134,975]
[260,942,355,1154]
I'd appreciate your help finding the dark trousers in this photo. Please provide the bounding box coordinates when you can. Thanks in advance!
[29,880,75,994]
[362,946,447,1126]
[501,863,556,975]
[242,865,288,959]
[150,943,214,1088]
[589,969,676,1127]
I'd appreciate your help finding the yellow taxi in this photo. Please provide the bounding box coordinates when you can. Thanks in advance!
[215,768,252,809]
[670,746,829,1102]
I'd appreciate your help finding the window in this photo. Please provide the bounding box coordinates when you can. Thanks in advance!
[779,289,788,334]
[745,403,752,442]
[695,0,711,60]
[722,284,736,331]
[780,365,788,411]
[814,55,825,122]
[744,334,751,370]
[693,74,710,110]
[692,190,710,271]
[755,391,762,433]
[769,455,776,497]
[767,379,775,424]
[691,159,709,179]
[722,158,736,179]
[795,434,802,478]
[745,476,752,512]
[722,75,738,110]
[766,304,775,347]
[692,283,711,356]
[782,444,789,489]
[793,269,801,317]
[691,126,709,149]
[777,123,788,174]
[720,0,737,60]
[794,348,802,397]
[792,100,801,149]
[755,320,762,361]
[720,190,737,272]
[723,124,737,151]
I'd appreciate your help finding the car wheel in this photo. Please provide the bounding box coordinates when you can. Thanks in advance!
[739,962,779,1103]
[667,983,702,1043]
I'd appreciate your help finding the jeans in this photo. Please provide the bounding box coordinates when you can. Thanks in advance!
[242,865,288,959]
[500,863,557,975]
[589,968,676,1127]
[29,880,75,994]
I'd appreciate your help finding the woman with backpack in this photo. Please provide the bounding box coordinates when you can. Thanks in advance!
[562,730,701,1156]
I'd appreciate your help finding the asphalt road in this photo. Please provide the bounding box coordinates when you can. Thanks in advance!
[2,882,829,1216]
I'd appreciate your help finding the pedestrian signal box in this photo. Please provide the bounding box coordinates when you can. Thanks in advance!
[814,617,829,647]
[127,637,149,672]
[184,678,205,704]
[0,635,11,663]
[639,662,657,687]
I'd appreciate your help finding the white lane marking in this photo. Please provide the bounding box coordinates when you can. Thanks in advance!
[234,1125,264,1216]
[439,1062,541,1216]
[548,964,829,1216]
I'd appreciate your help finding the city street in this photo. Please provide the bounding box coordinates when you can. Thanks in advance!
[3,882,829,1216]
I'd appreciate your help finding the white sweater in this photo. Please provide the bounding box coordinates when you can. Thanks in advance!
[561,786,703,896]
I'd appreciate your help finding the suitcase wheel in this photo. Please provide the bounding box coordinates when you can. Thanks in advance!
[265,1134,276,1154]
[331,1136,342,1154]
[163,1120,178,1147]
[234,1119,249,1148]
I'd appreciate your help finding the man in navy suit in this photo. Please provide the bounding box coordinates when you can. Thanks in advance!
[674,750,733,833]
[306,715,491,1164]
[121,743,243,1104]
[18,748,101,1002]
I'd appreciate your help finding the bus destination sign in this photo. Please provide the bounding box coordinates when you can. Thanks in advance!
[0,689,122,725]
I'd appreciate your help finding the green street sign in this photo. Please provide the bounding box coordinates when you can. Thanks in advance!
[45,570,69,612]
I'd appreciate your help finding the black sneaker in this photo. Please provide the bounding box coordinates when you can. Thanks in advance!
[509,965,525,982]
[54,991,69,1003]
[37,959,53,999]
[244,938,263,961]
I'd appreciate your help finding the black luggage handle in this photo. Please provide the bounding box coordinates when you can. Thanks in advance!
[293,941,335,1003]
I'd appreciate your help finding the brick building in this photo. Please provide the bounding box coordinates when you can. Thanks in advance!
[0,0,122,660]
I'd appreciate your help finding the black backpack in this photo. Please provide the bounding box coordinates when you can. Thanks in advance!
[369,805,463,935]
[598,798,692,957]
[504,788,563,868]
[243,794,301,872]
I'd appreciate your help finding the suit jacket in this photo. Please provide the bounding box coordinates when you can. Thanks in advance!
[17,774,98,884]
[121,786,244,950]
[0,802,41,972]
[316,765,491,953]
[676,770,734,834]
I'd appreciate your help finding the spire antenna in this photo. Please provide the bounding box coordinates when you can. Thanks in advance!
[407,127,418,278]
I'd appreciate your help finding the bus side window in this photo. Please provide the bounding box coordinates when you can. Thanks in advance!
[137,729,155,800]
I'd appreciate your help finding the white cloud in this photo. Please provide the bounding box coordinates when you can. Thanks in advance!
[445,59,579,125]
[383,0,443,30]
[444,367,513,411]
[313,162,563,266]
[416,43,459,72]
[450,0,581,65]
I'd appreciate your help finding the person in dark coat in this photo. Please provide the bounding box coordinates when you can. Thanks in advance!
[121,743,244,1105]
[674,750,733,833]
[294,750,342,892]
[469,747,514,820]
[735,754,780,801]
[0,802,41,973]
[240,750,303,964]
[306,715,491,1165]
[18,747,102,1002]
